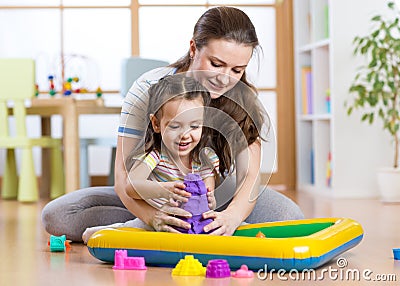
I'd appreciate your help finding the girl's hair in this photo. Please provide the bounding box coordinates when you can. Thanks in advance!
[207,83,268,176]
[170,6,259,89]
[126,74,212,171]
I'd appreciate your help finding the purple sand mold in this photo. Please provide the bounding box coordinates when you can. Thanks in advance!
[175,173,213,234]
[206,259,231,278]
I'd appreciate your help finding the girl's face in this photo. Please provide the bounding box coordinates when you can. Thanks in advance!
[150,97,204,161]
[189,38,253,99]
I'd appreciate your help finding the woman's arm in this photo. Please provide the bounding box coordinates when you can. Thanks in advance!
[203,176,215,192]
[114,136,157,225]
[203,176,216,210]
[114,136,191,229]
[203,140,261,235]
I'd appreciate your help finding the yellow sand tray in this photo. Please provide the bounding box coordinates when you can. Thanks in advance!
[87,217,363,271]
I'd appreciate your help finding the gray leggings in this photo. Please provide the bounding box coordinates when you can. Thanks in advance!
[41,184,304,242]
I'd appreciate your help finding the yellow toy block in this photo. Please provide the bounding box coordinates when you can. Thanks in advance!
[171,255,206,276]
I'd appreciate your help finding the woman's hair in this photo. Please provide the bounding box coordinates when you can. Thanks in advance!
[171,6,259,89]
[170,7,265,176]
[207,83,268,176]
[125,74,212,171]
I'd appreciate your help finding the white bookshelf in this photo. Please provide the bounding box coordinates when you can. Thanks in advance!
[294,0,332,194]
[293,0,394,198]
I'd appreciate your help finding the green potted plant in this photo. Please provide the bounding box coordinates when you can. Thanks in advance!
[347,1,400,202]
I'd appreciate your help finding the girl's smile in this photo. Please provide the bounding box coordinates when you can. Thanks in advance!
[150,97,205,168]
[177,141,191,151]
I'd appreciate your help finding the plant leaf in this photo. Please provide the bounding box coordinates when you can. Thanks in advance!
[371,15,381,21]
[361,113,369,121]
[347,107,353,116]
[379,108,385,118]
[369,113,374,124]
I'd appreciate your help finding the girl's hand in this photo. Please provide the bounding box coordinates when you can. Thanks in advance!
[160,181,191,203]
[150,201,192,232]
[202,209,242,236]
[206,187,216,210]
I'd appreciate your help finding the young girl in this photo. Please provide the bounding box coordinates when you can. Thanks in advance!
[82,74,219,243]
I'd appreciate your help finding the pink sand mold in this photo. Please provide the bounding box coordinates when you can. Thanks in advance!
[232,265,254,278]
[113,249,147,270]
[206,259,231,278]
[393,248,400,260]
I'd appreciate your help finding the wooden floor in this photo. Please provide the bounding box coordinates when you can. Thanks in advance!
[1,191,400,286]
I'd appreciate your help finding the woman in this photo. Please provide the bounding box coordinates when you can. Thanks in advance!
[42,6,303,241]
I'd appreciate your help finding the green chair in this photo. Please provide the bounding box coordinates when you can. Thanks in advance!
[0,58,65,202]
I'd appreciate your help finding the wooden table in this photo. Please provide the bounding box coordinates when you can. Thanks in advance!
[27,97,121,195]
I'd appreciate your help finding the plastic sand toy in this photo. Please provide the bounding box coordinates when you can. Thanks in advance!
[172,255,206,276]
[206,259,231,278]
[113,250,147,270]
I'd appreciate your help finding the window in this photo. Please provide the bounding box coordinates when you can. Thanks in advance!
[0,1,276,94]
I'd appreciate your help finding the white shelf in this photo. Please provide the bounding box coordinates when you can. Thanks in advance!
[294,0,332,193]
[298,38,331,53]
[298,113,332,121]
[294,0,392,198]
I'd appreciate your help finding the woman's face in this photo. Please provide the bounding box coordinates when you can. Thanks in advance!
[189,39,253,99]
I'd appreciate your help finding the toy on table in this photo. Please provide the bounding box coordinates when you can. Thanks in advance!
[174,173,213,234]
[206,259,231,278]
[172,255,206,276]
[62,78,72,96]
[48,235,71,252]
[95,86,103,98]
[113,249,147,270]
[35,84,39,97]
[48,75,56,96]
[62,77,80,96]
[232,265,254,278]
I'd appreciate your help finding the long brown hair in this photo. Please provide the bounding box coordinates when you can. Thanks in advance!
[206,83,267,176]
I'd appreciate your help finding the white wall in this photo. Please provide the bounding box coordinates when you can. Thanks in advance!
[331,0,393,197]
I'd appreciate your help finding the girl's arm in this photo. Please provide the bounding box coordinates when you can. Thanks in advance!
[114,136,191,229]
[203,140,261,235]
[126,159,190,202]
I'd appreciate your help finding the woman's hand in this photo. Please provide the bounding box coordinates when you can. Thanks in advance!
[150,201,192,233]
[202,209,242,236]
[206,187,216,210]
[160,181,191,203]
